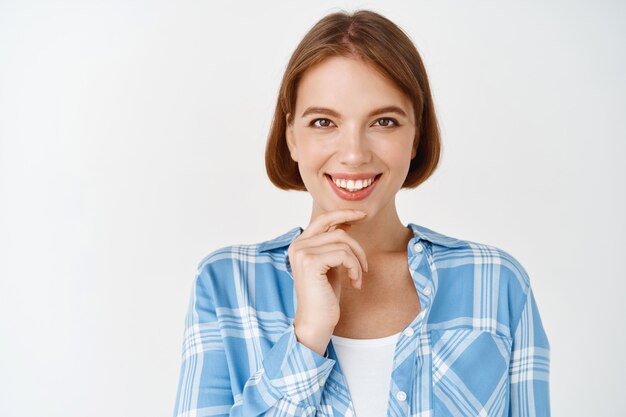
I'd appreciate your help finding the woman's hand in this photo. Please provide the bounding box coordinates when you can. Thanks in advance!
[288,209,369,356]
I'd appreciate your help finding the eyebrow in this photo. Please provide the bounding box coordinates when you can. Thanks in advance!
[300,105,409,119]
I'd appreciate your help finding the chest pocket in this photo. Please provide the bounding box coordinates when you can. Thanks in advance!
[430,328,512,417]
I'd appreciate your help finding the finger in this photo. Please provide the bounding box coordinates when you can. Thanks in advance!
[316,248,363,283]
[300,209,367,239]
[305,242,364,281]
[298,229,368,273]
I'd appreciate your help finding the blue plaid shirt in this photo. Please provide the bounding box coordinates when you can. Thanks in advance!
[173,223,550,417]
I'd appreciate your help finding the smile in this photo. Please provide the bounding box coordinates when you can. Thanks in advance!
[325,173,382,201]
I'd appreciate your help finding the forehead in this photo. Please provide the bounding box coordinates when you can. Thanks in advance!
[296,56,413,116]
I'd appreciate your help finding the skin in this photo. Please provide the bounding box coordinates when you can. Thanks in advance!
[285,55,418,274]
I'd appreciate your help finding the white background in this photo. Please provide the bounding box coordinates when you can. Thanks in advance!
[1,1,624,416]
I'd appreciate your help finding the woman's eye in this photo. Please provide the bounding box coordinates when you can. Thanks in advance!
[374,117,399,127]
[309,118,334,128]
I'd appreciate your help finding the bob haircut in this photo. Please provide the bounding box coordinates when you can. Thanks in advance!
[265,9,442,191]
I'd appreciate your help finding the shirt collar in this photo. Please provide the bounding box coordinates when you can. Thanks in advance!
[257,223,468,253]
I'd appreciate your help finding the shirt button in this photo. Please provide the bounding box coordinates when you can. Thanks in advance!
[403,327,414,337]
[413,243,423,253]
[396,391,407,401]
[423,287,432,296]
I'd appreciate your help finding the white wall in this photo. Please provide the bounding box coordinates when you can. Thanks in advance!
[1,1,624,416]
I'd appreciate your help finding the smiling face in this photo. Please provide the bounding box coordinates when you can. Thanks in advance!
[285,55,417,220]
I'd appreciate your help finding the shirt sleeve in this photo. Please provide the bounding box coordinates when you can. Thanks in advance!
[508,287,551,417]
[172,264,336,417]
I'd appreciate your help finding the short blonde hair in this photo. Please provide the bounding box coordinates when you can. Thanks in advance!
[265,9,442,191]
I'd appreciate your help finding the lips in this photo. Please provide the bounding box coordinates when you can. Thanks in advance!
[325,173,382,201]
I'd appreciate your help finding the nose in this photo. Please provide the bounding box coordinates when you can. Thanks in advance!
[337,126,371,167]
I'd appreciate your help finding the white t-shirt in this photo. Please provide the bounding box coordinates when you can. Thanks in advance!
[330,331,402,417]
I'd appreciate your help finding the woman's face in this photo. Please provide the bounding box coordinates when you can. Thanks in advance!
[286,55,417,219]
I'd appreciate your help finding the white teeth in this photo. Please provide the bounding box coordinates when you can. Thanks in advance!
[332,176,375,191]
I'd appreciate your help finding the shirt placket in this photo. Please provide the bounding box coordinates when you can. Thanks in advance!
[380,237,435,416]
[406,237,436,416]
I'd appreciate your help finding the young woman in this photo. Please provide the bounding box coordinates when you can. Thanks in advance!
[173,9,550,417]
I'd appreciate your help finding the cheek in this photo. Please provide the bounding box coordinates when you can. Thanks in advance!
[298,141,329,167]
[383,145,413,167]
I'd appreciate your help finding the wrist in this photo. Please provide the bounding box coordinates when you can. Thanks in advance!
[293,319,334,357]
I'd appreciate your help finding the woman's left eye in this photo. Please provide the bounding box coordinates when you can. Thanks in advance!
[374,118,399,127]
[310,118,334,128]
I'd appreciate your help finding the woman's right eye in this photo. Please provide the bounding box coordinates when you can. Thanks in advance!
[309,118,334,128]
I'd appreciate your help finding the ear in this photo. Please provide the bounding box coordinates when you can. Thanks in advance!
[285,113,298,162]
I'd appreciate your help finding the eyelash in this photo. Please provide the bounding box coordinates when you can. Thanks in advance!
[308,117,400,129]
